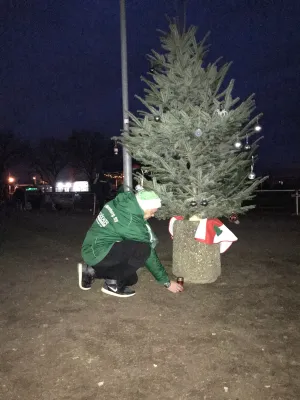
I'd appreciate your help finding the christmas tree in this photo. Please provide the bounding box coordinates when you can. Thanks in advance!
[118,23,266,220]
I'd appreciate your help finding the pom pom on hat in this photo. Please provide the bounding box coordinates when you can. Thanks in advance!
[136,190,162,211]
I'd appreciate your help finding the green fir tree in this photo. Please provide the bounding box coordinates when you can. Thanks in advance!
[117,23,266,220]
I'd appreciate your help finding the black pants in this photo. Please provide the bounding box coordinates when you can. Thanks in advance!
[92,241,151,285]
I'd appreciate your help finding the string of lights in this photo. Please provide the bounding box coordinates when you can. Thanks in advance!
[104,173,123,179]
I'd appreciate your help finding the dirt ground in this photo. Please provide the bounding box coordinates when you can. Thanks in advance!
[0,211,299,400]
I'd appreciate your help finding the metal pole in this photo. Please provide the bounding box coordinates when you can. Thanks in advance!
[296,190,299,216]
[182,0,188,33]
[175,0,189,34]
[93,193,96,216]
[120,0,132,191]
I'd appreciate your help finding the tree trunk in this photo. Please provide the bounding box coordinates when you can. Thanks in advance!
[172,220,221,283]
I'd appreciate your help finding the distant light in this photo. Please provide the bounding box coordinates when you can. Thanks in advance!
[73,181,89,192]
[8,177,15,183]
[57,182,64,188]
[65,182,72,188]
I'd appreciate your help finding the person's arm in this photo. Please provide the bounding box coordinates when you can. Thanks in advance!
[145,249,184,293]
[145,248,169,284]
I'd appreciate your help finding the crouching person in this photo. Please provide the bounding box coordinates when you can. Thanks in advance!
[78,190,183,297]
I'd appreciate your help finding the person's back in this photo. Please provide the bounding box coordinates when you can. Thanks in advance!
[82,191,155,266]
[12,188,25,210]
[92,174,110,209]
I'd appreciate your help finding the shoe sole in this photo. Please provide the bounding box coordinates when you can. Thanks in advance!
[101,287,135,298]
[77,263,91,291]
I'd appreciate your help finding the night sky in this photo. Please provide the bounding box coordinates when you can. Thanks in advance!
[1,0,299,172]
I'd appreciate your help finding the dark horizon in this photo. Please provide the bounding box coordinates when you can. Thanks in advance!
[1,0,299,172]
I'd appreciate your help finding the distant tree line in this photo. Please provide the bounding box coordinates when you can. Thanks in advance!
[0,130,122,193]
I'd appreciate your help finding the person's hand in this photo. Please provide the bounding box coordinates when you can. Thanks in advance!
[167,280,184,293]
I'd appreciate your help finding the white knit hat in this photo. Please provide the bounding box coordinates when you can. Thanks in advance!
[136,190,162,211]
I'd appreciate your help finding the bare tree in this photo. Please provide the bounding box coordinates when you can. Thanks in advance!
[68,131,112,187]
[0,131,28,182]
[32,137,68,191]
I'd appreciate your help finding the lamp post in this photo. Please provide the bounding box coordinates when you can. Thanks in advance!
[120,0,132,191]
[175,0,189,33]
[8,176,15,195]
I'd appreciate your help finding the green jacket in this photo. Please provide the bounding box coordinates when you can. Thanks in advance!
[81,192,169,284]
